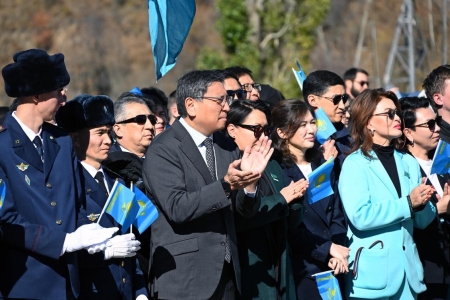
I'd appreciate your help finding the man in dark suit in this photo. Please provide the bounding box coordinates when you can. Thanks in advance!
[0,49,118,299]
[143,70,273,299]
[56,94,148,300]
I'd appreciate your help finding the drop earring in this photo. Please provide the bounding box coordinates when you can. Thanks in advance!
[369,129,375,137]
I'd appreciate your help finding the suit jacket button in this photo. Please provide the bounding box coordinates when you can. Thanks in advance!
[212,207,217,211]
[46,183,52,189]
[51,201,56,206]
[56,220,62,225]
[122,278,126,283]
[403,246,406,251]
[220,241,225,246]
[121,261,125,267]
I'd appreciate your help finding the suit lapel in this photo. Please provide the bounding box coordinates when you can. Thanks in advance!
[42,124,60,179]
[7,116,44,172]
[368,150,399,199]
[213,132,232,180]
[394,151,410,198]
[172,121,214,185]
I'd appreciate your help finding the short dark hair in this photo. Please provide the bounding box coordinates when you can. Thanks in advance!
[224,100,271,139]
[176,70,225,118]
[223,66,253,80]
[343,68,369,81]
[271,99,320,166]
[303,70,345,108]
[141,87,168,108]
[221,70,241,83]
[422,65,450,109]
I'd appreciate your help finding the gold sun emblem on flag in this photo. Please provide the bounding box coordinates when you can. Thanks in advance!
[317,119,327,131]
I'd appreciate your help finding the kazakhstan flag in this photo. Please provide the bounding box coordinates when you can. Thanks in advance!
[105,181,140,233]
[0,179,5,209]
[430,139,450,175]
[132,186,159,234]
[307,157,335,204]
[313,270,343,300]
[314,107,337,144]
[292,60,307,91]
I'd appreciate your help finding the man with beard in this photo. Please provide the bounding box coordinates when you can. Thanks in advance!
[343,68,369,100]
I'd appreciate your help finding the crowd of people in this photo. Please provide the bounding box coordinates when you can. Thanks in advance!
[0,48,450,300]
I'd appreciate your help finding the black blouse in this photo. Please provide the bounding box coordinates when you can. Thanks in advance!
[373,144,401,198]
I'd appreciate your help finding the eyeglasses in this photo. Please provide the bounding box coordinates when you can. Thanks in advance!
[197,95,234,107]
[226,89,247,100]
[354,80,370,87]
[236,124,272,139]
[372,108,399,120]
[116,114,157,125]
[242,83,262,92]
[412,116,441,132]
[315,94,349,105]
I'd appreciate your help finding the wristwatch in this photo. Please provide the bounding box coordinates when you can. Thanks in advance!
[221,178,232,197]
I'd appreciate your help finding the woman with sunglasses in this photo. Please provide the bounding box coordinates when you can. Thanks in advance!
[225,100,307,300]
[338,89,437,299]
[272,100,348,300]
[399,96,450,300]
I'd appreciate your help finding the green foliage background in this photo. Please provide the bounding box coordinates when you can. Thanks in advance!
[196,0,330,99]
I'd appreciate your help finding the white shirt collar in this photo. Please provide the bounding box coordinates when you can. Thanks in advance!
[12,111,42,142]
[119,144,145,159]
[80,161,104,179]
[179,117,213,146]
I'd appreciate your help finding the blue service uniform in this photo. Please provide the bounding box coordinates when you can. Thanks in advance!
[0,113,85,299]
[78,166,148,300]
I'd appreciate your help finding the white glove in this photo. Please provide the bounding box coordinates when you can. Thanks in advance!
[136,295,148,300]
[64,223,118,253]
[86,241,111,254]
[104,233,141,260]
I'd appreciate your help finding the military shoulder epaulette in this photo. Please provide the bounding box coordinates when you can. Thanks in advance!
[0,125,6,133]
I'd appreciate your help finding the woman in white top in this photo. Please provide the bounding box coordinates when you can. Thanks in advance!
[400,96,450,300]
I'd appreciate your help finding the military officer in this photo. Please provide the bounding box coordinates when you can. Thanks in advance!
[56,94,148,300]
[0,49,118,299]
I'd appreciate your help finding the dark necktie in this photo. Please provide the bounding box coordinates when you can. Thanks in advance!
[94,171,108,196]
[33,136,43,162]
[203,138,231,263]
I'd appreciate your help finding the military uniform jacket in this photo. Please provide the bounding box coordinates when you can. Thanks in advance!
[0,113,84,299]
[78,166,148,300]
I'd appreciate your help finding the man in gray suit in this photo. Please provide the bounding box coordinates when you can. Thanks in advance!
[143,70,272,299]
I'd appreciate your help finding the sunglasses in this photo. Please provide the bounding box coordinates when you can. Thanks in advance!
[242,83,262,92]
[372,108,399,120]
[316,94,349,105]
[116,114,157,125]
[197,95,234,107]
[236,124,272,139]
[354,80,370,87]
[226,89,247,100]
[412,116,441,132]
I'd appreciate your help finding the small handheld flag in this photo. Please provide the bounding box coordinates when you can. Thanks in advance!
[98,181,140,233]
[430,139,450,175]
[292,60,307,91]
[312,270,343,300]
[314,107,337,144]
[307,157,335,204]
[0,179,5,209]
[130,87,143,96]
[132,186,159,234]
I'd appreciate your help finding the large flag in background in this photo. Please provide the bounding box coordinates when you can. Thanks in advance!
[105,181,140,233]
[430,139,450,175]
[132,186,159,234]
[307,157,335,204]
[313,270,343,300]
[292,60,307,91]
[148,0,196,80]
[314,107,337,144]
[0,179,5,210]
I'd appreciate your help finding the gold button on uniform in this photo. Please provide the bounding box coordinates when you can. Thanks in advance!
[56,220,62,225]
[46,183,52,189]
[51,201,56,206]
[122,278,126,283]
[121,261,125,267]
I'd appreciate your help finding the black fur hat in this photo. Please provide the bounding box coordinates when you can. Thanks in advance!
[55,94,115,132]
[2,49,70,97]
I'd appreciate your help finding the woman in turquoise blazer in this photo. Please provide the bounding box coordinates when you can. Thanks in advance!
[338,89,436,299]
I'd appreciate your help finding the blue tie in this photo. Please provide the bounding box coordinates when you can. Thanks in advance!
[33,136,43,162]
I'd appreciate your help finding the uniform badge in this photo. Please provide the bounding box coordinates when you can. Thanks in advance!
[88,213,100,222]
[16,162,29,171]
[25,175,30,185]
[270,173,279,181]
[0,125,5,133]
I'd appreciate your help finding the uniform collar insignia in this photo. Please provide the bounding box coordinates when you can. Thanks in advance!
[88,213,100,222]
[270,173,279,181]
[16,162,29,171]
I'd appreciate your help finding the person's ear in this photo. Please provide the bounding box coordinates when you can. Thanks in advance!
[307,94,319,109]
[433,93,444,106]
[185,97,197,118]
[113,124,123,139]
[32,95,40,104]
[227,124,236,139]
[277,127,287,139]
[403,127,413,141]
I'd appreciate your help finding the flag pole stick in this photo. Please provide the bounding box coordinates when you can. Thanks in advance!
[130,181,134,234]
[97,179,119,224]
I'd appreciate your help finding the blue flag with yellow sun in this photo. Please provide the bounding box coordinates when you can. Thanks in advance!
[313,270,343,300]
[314,107,337,144]
[307,156,335,204]
[105,181,140,233]
[430,139,450,175]
[0,179,5,210]
[132,186,159,234]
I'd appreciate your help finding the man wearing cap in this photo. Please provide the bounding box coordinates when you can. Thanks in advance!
[0,49,117,299]
[56,94,148,300]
